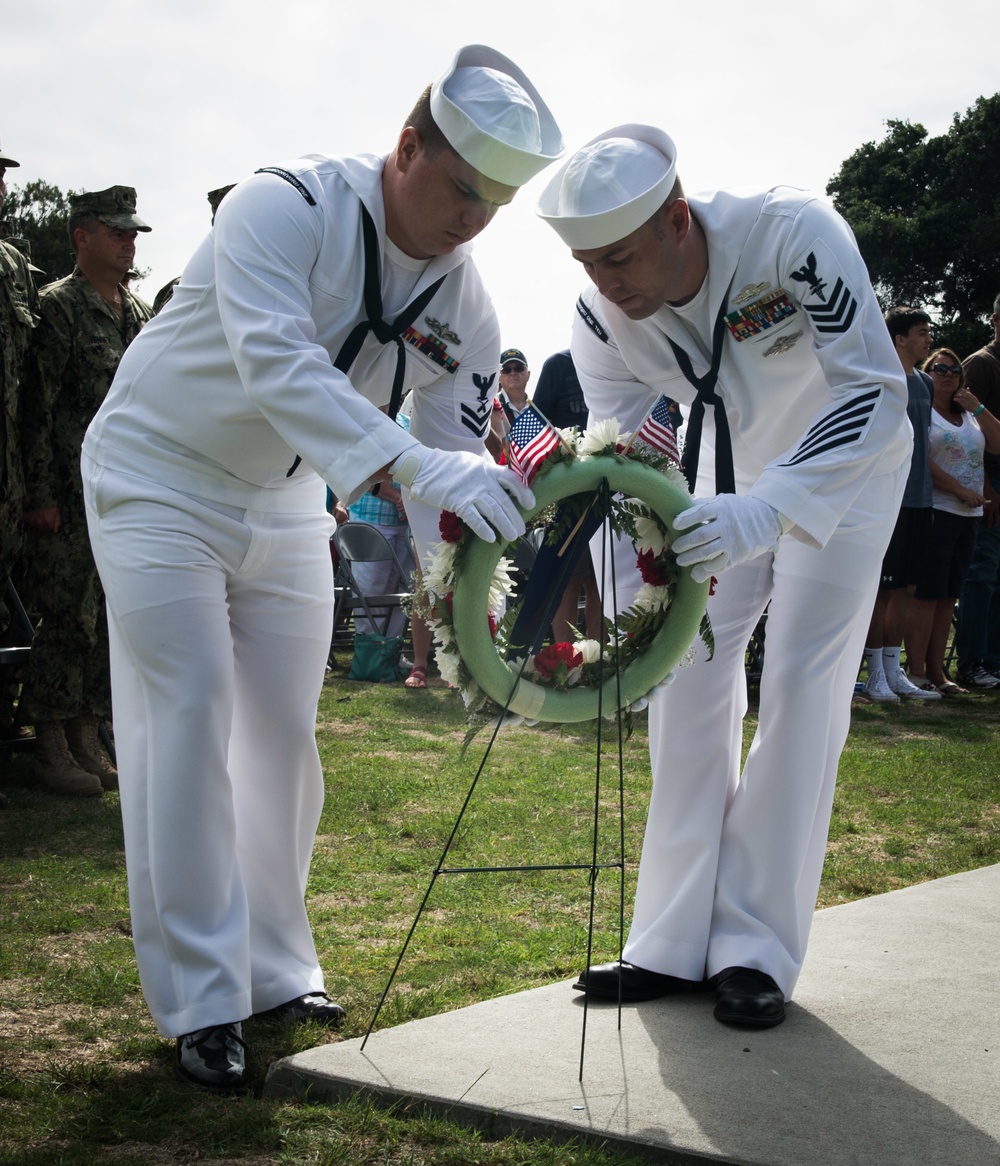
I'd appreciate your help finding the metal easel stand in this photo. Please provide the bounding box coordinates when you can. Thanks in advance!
[362,489,631,1080]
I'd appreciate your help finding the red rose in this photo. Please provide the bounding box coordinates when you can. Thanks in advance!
[488,612,498,638]
[533,641,583,680]
[637,548,672,586]
[439,511,464,543]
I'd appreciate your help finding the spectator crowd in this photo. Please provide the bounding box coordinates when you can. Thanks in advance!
[3,134,1000,816]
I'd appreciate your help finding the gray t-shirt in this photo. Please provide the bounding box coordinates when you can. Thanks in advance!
[902,369,933,508]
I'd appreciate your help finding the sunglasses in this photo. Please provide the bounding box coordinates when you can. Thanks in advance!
[929,363,962,376]
[500,363,526,374]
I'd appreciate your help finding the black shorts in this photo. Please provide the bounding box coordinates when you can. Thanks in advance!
[880,506,932,589]
[912,510,978,601]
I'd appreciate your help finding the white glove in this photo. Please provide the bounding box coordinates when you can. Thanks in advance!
[671,495,783,583]
[629,670,676,713]
[391,446,534,543]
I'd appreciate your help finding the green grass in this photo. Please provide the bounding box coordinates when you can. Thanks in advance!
[1,671,998,1164]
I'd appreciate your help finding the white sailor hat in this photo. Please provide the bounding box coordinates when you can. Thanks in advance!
[430,45,563,187]
[536,124,678,250]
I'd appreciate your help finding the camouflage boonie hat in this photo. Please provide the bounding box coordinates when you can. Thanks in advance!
[0,142,20,168]
[207,184,236,217]
[69,185,151,231]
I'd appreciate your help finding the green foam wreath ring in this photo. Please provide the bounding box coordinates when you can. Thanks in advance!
[450,455,709,723]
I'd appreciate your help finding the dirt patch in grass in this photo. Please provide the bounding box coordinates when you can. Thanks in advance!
[0,993,140,1071]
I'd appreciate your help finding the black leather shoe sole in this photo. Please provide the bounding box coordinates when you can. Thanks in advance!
[713,966,786,1028]
[573,960,710,1002]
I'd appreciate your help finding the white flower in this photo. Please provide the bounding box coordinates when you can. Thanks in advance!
[633,583,673,613]
[488,558,517,613]
[577,638,603,665]
[634,514,669,556]
[423,541,457,598]
[436,650,463,689]
[577,418,622,456]
[432,621,455,648]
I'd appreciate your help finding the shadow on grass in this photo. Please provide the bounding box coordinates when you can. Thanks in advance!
[0,1019,343,1165]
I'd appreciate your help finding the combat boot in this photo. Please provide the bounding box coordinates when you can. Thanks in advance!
[33,721,102,797]
[65,715,119,790]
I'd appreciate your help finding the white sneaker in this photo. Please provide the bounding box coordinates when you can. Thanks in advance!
[889,668,942,700]
[862,671,899,702]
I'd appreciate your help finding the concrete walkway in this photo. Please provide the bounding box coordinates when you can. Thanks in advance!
[266,865,1000,1165]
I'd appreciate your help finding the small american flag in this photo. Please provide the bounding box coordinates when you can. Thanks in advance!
[632,395,680,465]
[507,404,561,485]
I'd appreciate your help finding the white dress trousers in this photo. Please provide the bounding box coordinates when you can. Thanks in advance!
[605,463,906,998]
[84,455,335,1037]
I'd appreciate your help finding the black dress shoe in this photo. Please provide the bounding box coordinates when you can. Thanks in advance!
[257,992,346,1026]
[175,1022,247,1092]
[713,966,786,1028]
[573,960,709,1001]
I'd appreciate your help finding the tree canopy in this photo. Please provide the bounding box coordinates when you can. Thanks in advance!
[2,178,78,285]
[828,93,1000,358]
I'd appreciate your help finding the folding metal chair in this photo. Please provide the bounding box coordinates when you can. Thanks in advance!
[332,522,412,638]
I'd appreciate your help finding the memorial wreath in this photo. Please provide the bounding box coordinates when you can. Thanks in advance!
[422,417,713,726]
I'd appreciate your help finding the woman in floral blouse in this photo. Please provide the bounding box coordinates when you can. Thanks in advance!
[905,348,1000,693]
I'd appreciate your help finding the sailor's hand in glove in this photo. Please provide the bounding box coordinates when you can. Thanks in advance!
[628,670,676,713]
[671,495,783,584]
[391,446,534,543]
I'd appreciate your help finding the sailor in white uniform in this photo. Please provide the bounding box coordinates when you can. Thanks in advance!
[537,125,910,1027]
[82,45,562,1090]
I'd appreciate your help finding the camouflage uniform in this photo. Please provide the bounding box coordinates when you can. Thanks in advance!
[0,233,39,748]
[0,235,38,617]
[20,190,152,724]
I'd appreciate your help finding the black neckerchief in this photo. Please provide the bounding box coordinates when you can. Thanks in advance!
[286,203,446,476]
[672,278,735,495]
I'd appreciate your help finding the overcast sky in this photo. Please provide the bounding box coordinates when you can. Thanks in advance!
[5,0,996,368]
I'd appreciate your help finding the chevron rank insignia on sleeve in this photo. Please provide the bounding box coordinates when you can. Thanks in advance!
[790,245,858,335]
[779,387,881,466]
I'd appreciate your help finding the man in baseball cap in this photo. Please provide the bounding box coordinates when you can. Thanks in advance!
[491,347,532,459]
[539,125,911,1029]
